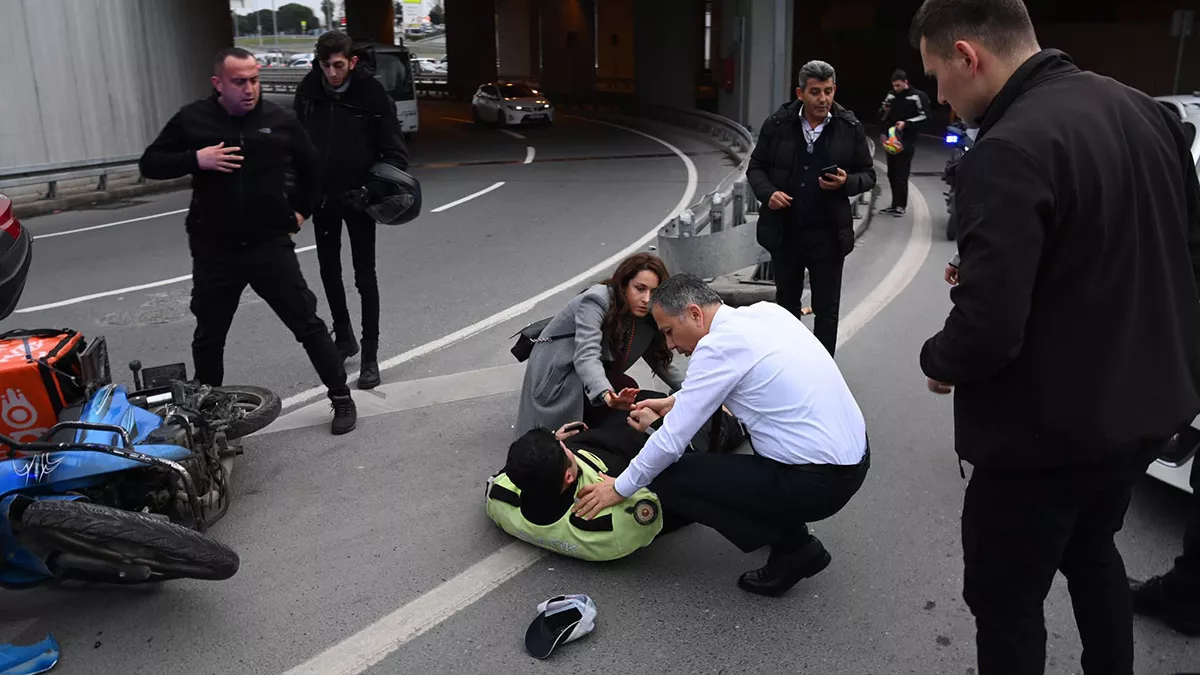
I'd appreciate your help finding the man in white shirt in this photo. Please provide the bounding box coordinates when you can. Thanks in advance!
[575,273,870,597]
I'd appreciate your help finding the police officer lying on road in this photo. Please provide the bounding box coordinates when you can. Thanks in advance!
[573,273,870,597]
[139,47,357,435]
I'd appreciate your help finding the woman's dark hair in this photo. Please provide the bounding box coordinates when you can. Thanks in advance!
[599,253,673,367]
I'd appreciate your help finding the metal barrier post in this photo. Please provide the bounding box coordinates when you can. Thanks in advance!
[678,210,695,238]
[97,173,108,191]
[732,180,745,227]
[710,192,724,233]
[46,181,57,200]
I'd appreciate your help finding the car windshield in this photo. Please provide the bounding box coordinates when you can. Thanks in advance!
[499,84,538,99]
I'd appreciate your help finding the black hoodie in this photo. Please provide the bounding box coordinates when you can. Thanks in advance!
[920,49,1200,468]
[747,101,876,259]
[139,93,319,253]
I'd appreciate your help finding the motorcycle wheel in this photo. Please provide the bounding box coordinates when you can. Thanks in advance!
[214,385,282,440]
[17,500,239,581]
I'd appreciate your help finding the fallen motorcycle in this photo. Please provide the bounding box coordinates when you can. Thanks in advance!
[0,332,280,588]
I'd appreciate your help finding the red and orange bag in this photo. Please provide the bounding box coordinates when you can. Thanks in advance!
[0,329,87,446]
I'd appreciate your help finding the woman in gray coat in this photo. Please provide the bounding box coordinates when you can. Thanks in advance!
[514,253,686,437]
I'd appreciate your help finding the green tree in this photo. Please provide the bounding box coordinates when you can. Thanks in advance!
[275,2,320,33]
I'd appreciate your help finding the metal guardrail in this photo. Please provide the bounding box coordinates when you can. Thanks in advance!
[0,154,145,199]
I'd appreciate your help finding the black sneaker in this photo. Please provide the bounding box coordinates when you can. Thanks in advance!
[891,207,906,217]
[879,206,899,215]
[357,361,381,390]
[1131,575,1200,636]
[334,328,359,360]
[330,394,357,435]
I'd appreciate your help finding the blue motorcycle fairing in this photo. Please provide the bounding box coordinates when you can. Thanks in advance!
[0,495,84,584]
[0,634,60,675]
[73,384,163,446]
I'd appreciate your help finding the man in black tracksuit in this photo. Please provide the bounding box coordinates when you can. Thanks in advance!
[912,0,1200,672]
[747,60,876,357]
[140,47,358,436]
[878,68,930,216]
[294,32,409,390]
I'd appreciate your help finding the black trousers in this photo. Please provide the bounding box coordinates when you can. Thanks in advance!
[886,147,914,209]
[313,204,380,345]
[1164,426,1200,598]
[772,249,844,357]
[190,237,349,398]
[648,442,869,553]
[961,442,1165,675]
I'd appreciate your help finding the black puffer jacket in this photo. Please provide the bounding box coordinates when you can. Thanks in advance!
[139,94,319,251]
[293,66,409,202]
[747,101,876,258]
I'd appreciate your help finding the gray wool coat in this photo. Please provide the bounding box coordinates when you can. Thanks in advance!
[514,284,686,438]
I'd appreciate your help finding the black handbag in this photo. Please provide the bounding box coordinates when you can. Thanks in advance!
[510,317,574,362]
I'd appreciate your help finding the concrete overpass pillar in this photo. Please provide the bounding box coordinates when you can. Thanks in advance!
[344,0,395,45]
[446,0,498,98]
[738,0,792,131]
[596,0,634,93]
[633,0,702,109]
[537,0,596,101]
[497,0,537,80]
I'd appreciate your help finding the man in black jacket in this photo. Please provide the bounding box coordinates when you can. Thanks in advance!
[294,32,409,390]
[878,69,931,216]
[911,0,1200,672]
[746,60,876,356]
[140,47,358,436]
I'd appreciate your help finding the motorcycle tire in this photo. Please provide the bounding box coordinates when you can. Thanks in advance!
[17,500,239,581]
[214,385,282,440]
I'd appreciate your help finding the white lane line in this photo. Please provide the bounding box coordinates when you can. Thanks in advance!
[279,117,699,411]
[836,162,933,348]
[281,543,544,675]
[32,208,189,240]
[500,129,525,140]
[441,116,473,124]
[523,146,536,164]
[429,182,506,213]
[15,245,318,314]
[276,172,935,674]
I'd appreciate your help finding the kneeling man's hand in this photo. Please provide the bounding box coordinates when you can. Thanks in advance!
[574,474,623,520]
[628,407,661,432]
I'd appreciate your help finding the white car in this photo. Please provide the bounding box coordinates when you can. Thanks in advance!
[288,57,313,68]
[413,58,445,75]
[1145,94,1200,494]
[471,83,554,126]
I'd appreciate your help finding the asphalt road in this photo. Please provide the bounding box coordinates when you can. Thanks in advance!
[2,121,1196,674]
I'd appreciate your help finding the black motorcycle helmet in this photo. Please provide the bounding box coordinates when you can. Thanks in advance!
[346,163,422,225]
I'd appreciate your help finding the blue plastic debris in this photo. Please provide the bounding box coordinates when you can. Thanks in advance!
[0,634,59,675]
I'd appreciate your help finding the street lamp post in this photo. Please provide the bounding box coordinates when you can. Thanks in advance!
[272,0,280,49]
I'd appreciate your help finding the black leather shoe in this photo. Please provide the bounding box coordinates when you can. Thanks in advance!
[738,537,832,597]
[357,361,381,390]
[334,328,359,360]
[330,394,357,435]
[1131,575,1200,636]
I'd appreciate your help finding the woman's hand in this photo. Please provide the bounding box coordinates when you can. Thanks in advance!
[603,387,639,410]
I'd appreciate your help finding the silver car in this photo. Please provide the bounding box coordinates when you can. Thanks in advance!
[1147,94,1200,494]
[471,82,554,126]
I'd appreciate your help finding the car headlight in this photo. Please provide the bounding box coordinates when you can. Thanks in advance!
[509,104,526,111]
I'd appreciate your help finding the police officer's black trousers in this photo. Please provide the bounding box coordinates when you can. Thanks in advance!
[190,237,349,398]
[313,205,380,346]
[772,250,844,357]
[648,446,869,554]
[960,441,1164,675]
[1163,426,1200,598]
[886,147,914,209]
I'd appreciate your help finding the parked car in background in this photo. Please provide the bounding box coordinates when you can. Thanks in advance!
[471,82,554,126]
[1146,93,1200,495]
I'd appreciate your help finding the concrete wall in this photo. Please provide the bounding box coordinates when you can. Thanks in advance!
[741,0,791,131]
[596,0,634,86]
[537,0,596,98]
[0,0,230,172]
[633,0,702,108]
[446,0,498,98]
[345,0,396,45]
[497,0,537,79]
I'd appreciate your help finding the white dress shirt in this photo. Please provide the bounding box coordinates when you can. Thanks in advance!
[800,106,832,154]
[613,302,868,498]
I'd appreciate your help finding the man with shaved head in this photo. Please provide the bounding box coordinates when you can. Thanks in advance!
[140,47,358,435]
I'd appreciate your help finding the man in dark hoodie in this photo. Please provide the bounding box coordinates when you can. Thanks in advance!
[294,31,409,390]
[911,0,1200,672]
[746,60,876,357]
[139,47,357,436]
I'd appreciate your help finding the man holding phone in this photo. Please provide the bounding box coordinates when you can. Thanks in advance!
[747,60,876,356]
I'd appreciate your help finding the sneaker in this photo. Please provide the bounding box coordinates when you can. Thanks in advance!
[879,206,899,215]
[357,361,381,390]
[891,207,906,217]
[330,394,357,435]
[334,328,359,360]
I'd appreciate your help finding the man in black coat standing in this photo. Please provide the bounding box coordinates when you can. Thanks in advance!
[912,0,1200,672]
[294,31,410,390]
[747,60,876,356]
[878,68,931,217]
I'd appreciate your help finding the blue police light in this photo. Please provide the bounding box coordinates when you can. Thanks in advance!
[945,133,961,145]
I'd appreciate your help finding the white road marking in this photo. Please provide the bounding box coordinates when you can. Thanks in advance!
[32,208,189,240]
[429,182,506,213]
[441,116,473,124]
[280,543,544,675]
[500,129,525,140]
[272,154,934,675]
[523,146,535,164]
[15,245,318,313]
[279,117,699,411]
